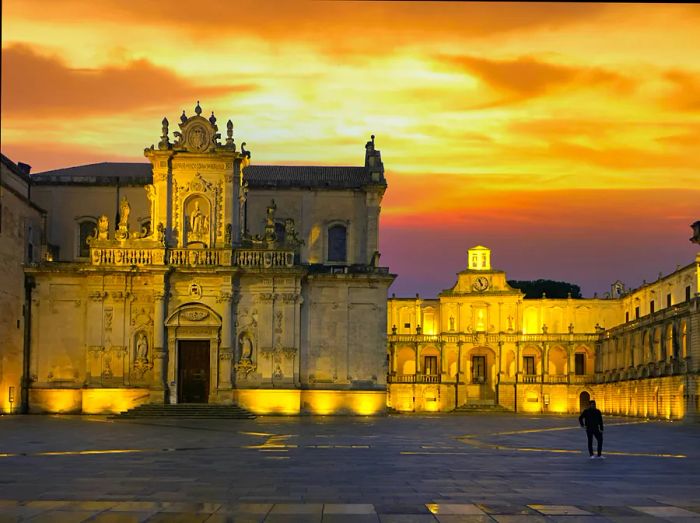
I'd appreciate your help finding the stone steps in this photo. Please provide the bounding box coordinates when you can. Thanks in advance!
[110,403,257,419]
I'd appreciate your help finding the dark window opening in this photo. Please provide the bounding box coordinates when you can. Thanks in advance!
[472,356,486,383]
[625,311,629,322]
[327,224,347,262]
[524,356,536,375]
[666,294,672,308]
[575,353,585,375]
[403,322,411,329]
[79,220,96,258]
[424,356,438,375]
[686,286,692,302]
[275,222,285,244]
[650,300,655,314]
[635,306,640,319]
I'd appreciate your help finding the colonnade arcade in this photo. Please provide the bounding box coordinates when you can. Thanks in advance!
[388,334,596,389]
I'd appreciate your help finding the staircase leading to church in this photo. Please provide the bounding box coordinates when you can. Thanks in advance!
[453,400,512,414]
[110,403,256,420]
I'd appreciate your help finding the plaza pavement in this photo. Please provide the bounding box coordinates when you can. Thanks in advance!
[0,413,699,522]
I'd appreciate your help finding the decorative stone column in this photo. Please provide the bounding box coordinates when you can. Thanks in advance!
[218,291,233,390]
[151,289,167,400]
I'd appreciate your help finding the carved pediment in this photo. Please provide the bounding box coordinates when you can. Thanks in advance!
[165,303,221,327]
[173,102,221,153]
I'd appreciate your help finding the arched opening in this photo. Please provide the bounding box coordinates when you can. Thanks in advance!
[396,346,416,375]
[548,346,567,377]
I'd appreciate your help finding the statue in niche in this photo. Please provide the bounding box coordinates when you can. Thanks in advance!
[136,333,149,361]
[240,335,253,362]
[187,200,209,242]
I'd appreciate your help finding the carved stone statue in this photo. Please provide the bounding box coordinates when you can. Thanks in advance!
[284,218,304,248]
[96,215,109,240]
[136,333,148,361]
[188,200,209,242]
[156,222,165,245]
[240,336,253,361]
[118,196,130,228]
[115,196,131,240]
[264,200,277,242]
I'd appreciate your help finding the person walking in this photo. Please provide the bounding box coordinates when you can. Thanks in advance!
[579,400,605,459]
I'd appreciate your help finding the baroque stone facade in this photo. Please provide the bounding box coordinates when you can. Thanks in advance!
[4,104,394,415]
[387,245,700,420]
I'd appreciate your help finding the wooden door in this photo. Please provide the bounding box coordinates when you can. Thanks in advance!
[178,340,210,403]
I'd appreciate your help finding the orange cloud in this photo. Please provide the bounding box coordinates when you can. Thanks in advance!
[662,70,700,112]
[5,1,613,45]
[0,44,256,118]
[437,54,629,105]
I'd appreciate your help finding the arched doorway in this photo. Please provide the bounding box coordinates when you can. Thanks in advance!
[579,391,591,412]
[165,303,222,404]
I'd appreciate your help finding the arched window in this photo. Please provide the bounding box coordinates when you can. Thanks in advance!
[327,224,347,262]
[78,219,96,258]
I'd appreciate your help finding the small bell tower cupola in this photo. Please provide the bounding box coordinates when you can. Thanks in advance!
[468,245,491,271]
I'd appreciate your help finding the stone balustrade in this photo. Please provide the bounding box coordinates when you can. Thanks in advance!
[167,248,232,266]
[234,249,294,269]
[91,248,166,266]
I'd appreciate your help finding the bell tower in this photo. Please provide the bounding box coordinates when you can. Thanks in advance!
[144,101,250,248]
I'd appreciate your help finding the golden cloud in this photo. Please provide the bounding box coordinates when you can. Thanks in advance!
[1,44,256,118]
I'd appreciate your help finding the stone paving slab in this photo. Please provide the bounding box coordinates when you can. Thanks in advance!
[1,502,700,521]
[1,414,699,521]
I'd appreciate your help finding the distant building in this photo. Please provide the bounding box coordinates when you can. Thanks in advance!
[387,245,700,420]
[1,103,394,415]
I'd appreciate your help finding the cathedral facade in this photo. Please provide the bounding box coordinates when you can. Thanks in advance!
[0,104,393,415]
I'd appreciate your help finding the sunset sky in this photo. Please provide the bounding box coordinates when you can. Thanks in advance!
[2,1,699,297]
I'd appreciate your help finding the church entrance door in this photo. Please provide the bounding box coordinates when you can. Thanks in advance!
[178,340,210,403]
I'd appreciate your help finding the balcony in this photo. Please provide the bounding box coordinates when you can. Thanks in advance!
[522,374,540,384]
[546,374,568,384]
[169,248,232,266]
[235,249,294,269]
[91,247,165,266]
[387,374,441,384]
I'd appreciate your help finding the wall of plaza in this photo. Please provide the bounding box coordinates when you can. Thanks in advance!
[0,156,45,414]
[387,246,700,420]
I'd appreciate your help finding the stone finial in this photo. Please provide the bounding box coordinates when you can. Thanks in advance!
[226,119,234,146]
[209,111,217,125]
[180,110,187,124]
[195,101,202,116]
[158,117,170,150]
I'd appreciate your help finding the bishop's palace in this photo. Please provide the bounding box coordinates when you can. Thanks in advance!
[1,104,699,420]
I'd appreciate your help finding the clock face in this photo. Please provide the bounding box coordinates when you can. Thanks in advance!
[472,276,490,292]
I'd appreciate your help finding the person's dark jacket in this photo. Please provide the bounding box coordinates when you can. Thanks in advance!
[579,407,604,431]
